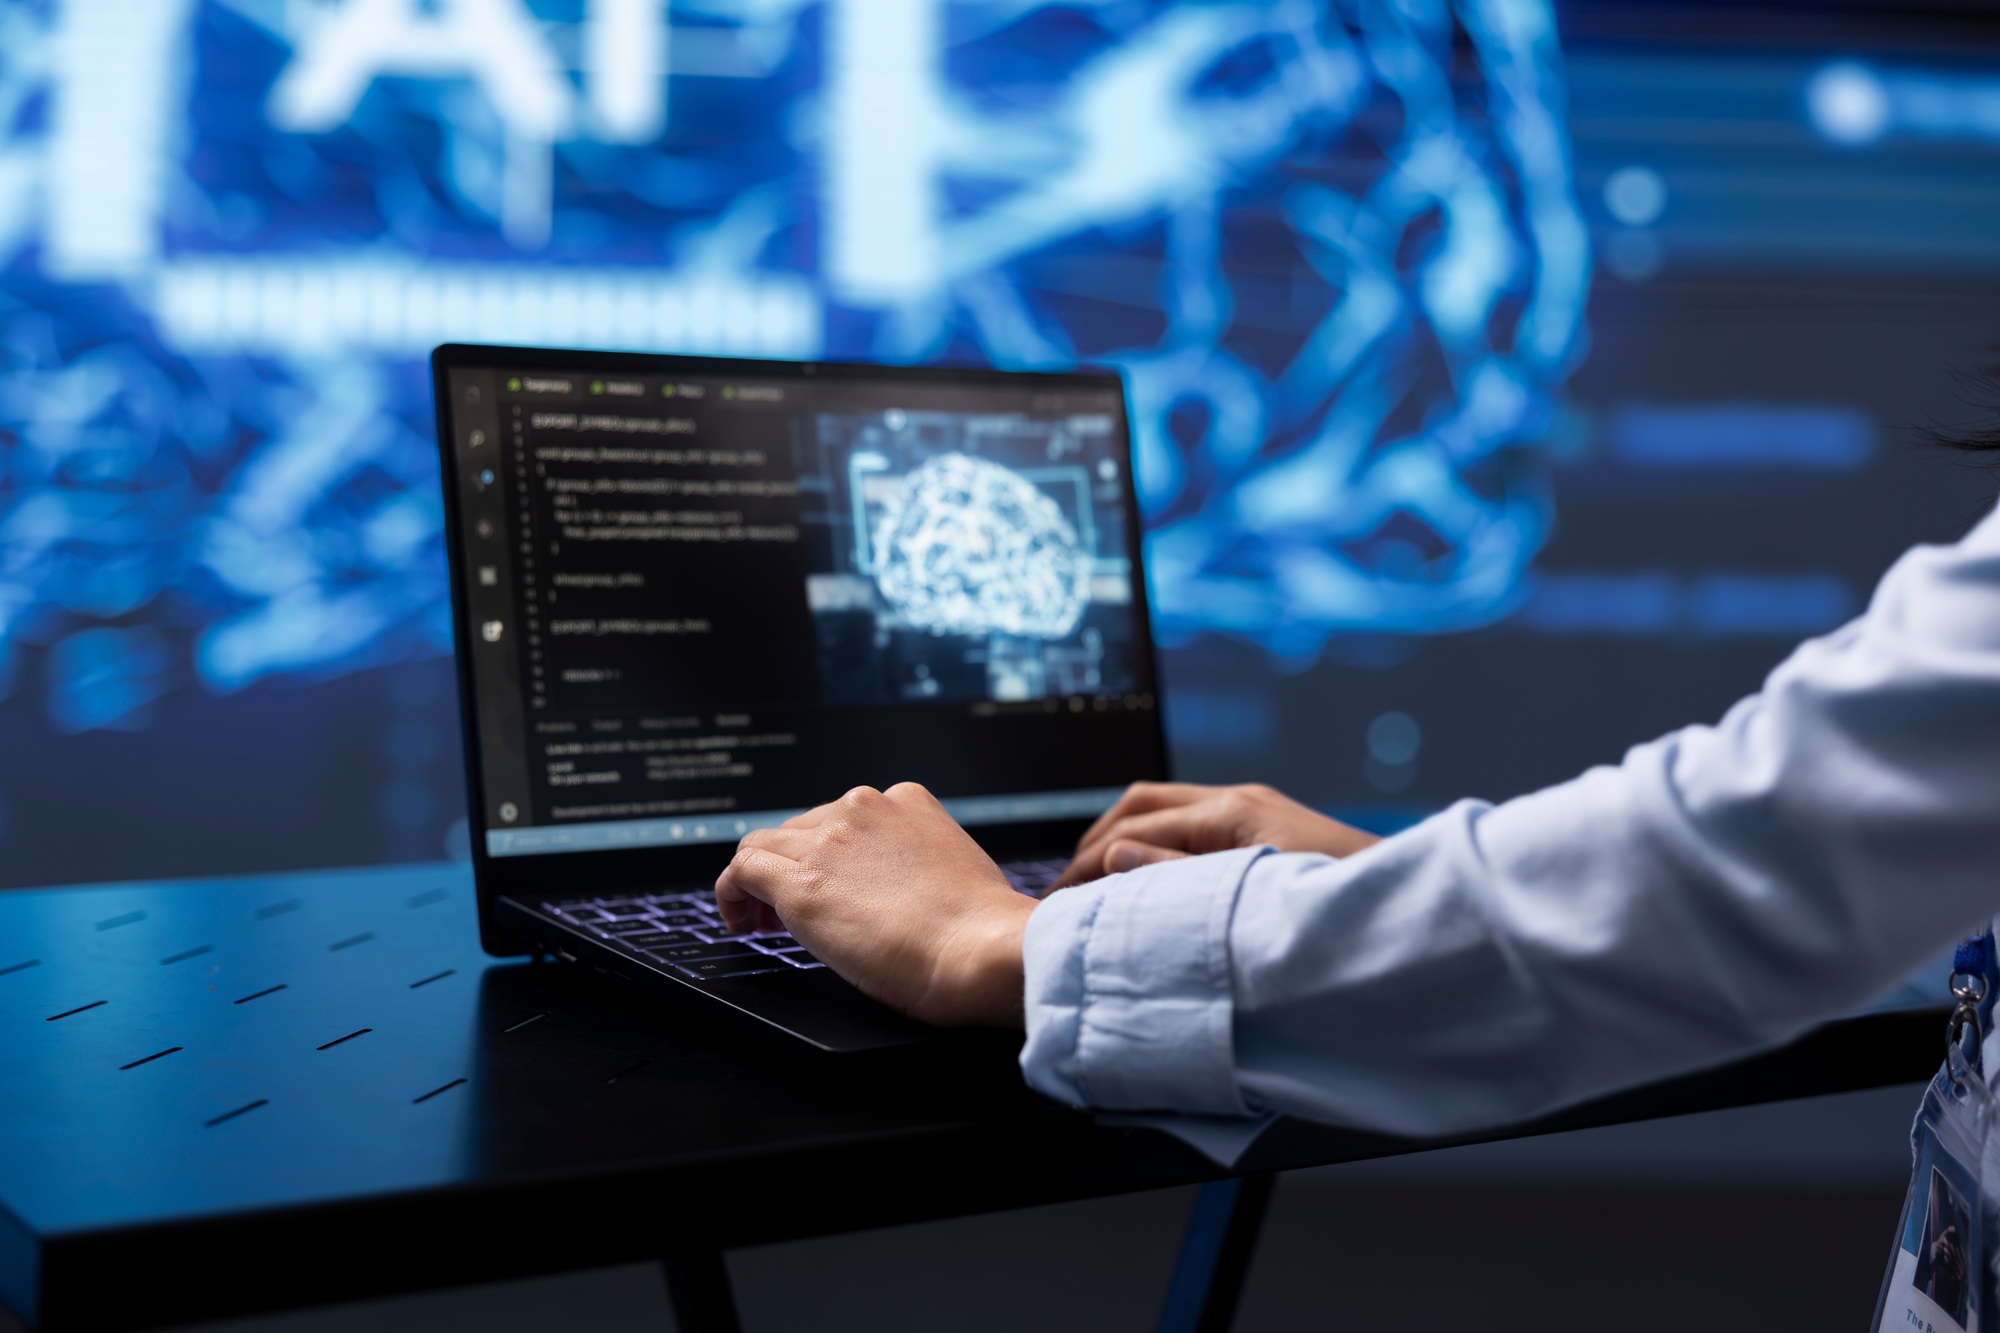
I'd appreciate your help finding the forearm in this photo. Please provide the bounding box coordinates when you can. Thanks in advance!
[1022,774,1962,1139]
[1021,522,2000,1134]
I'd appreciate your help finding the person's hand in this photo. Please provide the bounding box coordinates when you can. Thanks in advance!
[1933,1225,1966,1280]
[714,783,1034,1027]
[1051,782,1381,889]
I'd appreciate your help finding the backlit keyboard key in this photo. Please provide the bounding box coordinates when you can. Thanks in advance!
[617,930,699,949]
[675,954,795,980]
[652,940,760,962]
[601,918,672,936]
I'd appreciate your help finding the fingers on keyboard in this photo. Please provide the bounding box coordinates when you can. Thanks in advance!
[552,893,826,975]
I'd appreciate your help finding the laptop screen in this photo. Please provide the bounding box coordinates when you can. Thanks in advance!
[437,351,1166,867]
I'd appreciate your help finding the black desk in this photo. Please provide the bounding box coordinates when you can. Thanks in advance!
[0,864,1946,1333]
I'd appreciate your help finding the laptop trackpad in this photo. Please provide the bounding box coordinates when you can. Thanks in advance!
[701,966,931,1053]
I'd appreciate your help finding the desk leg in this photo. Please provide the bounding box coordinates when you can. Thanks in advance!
[1155,1174,1275,1333]
[661,1250,743,1333]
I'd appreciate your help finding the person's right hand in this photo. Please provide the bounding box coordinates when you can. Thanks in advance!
[1051,782,1381,889]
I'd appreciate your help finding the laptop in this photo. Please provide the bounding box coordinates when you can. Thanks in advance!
[431,344,1171,1052]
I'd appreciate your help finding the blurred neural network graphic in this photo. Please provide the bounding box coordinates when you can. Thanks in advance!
[0,0,1592,731]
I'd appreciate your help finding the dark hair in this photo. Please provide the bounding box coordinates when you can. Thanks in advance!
[1927,363,2000,455]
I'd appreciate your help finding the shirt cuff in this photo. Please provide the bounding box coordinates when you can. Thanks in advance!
[1018,847,1265,1115]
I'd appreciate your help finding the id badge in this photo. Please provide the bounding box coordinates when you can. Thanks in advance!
[1877,1068,1987,1333]
[1879,936,1998,1333]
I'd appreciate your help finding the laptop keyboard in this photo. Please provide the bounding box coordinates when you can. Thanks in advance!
[543,857,1070,983]
[545,890,814,980]
[998,858,1068,895]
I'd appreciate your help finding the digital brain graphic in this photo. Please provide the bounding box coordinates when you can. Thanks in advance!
[871,454,1092,641]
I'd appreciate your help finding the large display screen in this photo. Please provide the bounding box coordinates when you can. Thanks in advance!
[2,1,1998,887]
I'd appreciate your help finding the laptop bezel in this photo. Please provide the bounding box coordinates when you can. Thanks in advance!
[431,343,1172,956]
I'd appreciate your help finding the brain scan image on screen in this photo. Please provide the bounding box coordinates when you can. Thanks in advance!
[802,410,1137,706]
[872,453,1091,642]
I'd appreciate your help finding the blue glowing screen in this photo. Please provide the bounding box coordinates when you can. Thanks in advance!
[4,1,2000,886]
[0,0,1586,717]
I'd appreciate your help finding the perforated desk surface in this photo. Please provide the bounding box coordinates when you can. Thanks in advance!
[0,862,1946,1332]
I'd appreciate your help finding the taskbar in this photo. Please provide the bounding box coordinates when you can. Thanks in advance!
[484,786,1125,857]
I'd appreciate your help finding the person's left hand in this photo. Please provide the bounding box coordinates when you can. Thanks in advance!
[714,783,1035,1027]
[1050,781,1380,889]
